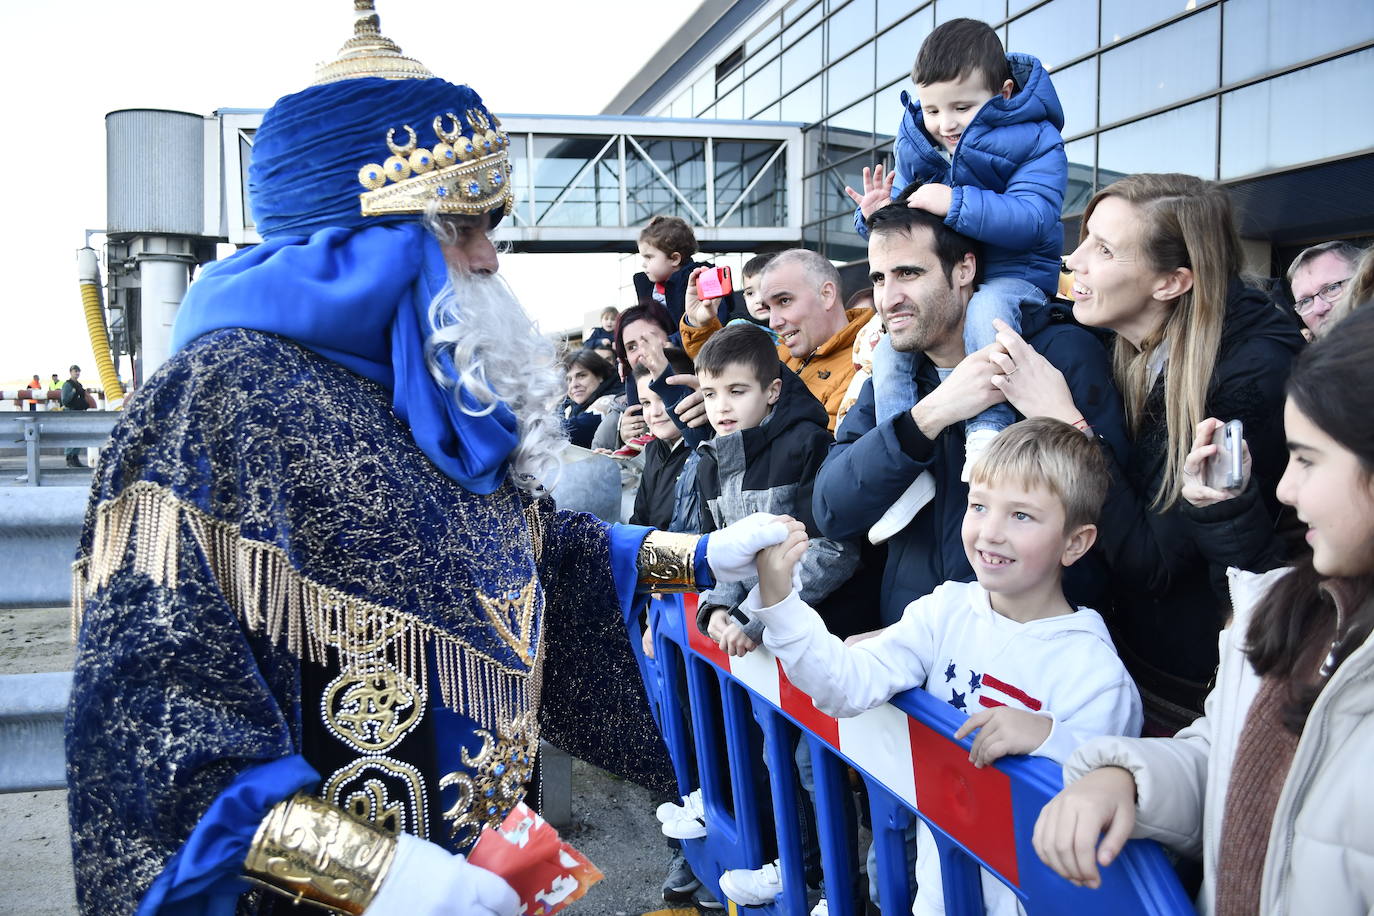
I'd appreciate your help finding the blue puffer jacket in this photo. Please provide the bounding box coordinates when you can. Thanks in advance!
[854,53,1067,297]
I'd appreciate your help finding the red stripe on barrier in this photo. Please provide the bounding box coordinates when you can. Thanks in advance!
[776,661,840,749]
[907,716,1019,886]
[683,593,731,670]
[980,674,1042,711]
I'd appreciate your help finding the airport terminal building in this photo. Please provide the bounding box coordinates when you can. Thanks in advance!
[604,0,1374,285]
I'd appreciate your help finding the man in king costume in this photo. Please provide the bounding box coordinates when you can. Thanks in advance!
[64,6,787,914]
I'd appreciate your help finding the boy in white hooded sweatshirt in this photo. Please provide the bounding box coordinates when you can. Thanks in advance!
[741,417,1142,915]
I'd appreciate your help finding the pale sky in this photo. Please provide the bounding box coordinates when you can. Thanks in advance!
[0,0,702,387]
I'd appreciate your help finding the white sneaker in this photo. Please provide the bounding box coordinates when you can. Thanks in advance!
[718,859,783,906]
[655,788,702,825]
[660,790,707,839]
[961,428,1001,482]
[810,899,829,916]
[868,470,936,545]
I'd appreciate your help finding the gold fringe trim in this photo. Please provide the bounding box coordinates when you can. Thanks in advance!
[73,481,543,731]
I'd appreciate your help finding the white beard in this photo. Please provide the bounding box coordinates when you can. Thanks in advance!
[425,268,567,492]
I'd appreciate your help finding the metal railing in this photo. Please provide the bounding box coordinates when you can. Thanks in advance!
[0,411,117,487]
[640,593,1196,915]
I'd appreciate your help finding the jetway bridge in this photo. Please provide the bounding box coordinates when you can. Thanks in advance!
[212,110,805,252]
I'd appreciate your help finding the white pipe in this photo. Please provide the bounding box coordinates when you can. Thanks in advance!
[136,252,191,379]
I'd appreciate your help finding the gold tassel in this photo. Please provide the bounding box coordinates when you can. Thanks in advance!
[77,481,542,730]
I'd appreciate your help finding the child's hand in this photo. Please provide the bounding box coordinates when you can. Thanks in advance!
[953,707,1052,768]
[706,609,758,656]
[756,517,808,607]
[844,164,897,220]
[684,267,720,328]
[1033,766,1138,889]
[641,625,655,659]
[906,182,952,217]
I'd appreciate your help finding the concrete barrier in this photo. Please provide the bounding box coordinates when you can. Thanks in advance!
[0,488,87,607]
[0,672,72,793]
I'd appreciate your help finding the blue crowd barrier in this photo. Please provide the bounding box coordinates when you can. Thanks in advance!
[635,593,1196,916]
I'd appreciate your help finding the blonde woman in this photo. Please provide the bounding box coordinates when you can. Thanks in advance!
[985,173,1303,731]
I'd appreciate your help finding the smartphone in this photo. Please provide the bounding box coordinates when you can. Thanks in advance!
[697,266,733,300]
[1206,419,1244,491]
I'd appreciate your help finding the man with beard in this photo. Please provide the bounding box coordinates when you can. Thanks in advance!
[64,7,785,915]
[812,187,1128,627]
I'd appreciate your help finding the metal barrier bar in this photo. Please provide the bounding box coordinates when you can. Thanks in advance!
[644,594,1196,915]
[0,672,73,793]
[0,411,117,486]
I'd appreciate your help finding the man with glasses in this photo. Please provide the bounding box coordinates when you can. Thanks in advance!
[1288,240,1363,337]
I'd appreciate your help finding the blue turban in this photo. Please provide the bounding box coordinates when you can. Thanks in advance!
[172,76,520,494]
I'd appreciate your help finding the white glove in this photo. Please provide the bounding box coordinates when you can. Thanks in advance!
[705,512,791,583]
[367,833,520,916]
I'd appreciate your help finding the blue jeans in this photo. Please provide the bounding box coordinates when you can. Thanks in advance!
[871,277,1047,434]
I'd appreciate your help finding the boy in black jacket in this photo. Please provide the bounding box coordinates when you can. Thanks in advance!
[634,215,739,330]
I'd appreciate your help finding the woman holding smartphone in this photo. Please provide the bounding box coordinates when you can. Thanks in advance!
[986,173,1303,730]
[1033,304,1374,914]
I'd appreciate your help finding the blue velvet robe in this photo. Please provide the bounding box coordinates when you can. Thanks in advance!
[66,328,674,914]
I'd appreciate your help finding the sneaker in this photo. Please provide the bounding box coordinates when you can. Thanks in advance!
[961,428,1000,483]
[718,860,783,906]
[656,788,703,825]
[662,848,701,903]
[867,471,936,545]
[810,899,829,916]
[612,432,655,458]
[662,789,708,839]
[692,884,725,910]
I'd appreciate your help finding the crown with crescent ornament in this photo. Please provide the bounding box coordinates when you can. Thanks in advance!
[311,0,514,220]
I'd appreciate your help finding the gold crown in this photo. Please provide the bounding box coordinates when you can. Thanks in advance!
[357,109,514,218]
[315,0,434,85]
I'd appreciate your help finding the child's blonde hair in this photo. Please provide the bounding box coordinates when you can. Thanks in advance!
[968,417,1108,531]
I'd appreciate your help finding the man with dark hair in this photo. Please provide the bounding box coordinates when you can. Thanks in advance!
[60,364,90,465]
[813,196,1128,625]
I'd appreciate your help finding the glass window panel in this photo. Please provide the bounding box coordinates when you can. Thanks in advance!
[759,102,782,121]
[828,41,876,113]
[784,1,825,42]
[693,73,714,116]
[716,85,745,120]
[820,212,870,261]
[879,0,929,28]
[531,136,621,227]
[718,60,744,95]
[1223,0,1374,84]
[782,75,824,124]
[1102,0,1198,44]
[828,94,877,142]
[716,141,788,227]
[1099,8,1219,125]
[783,27,824,93]
[1220,48,1374,179]
[828,0,875,59]
[625,138,708,226]
[1062,136,1096,214]
[1098,98,1218,179]
[1007,0,1098,71]
[744,57,781,117]
[747,14,781,54]
[747,36,782,73]
[875,78,911,146]
[1050,59,1096,138]
[877,7,935,84]
[699,103,717,120]
[934,0,1004,26]
[1007,0,1038,15]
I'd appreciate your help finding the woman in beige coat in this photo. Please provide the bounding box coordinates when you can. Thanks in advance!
[1032,304,1374,915]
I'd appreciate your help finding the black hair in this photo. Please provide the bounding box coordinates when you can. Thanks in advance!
[742,251,778,279]
[695,323,780,390]
[1247,304,1374,734]
[563,348,614,382]
[867,181,982,283]
[611,300,676,378]
[914,18,1012,96]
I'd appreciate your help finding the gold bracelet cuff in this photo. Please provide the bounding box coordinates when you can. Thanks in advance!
[637,530,700,592]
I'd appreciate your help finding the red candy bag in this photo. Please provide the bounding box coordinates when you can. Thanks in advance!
[467,803,603,914]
